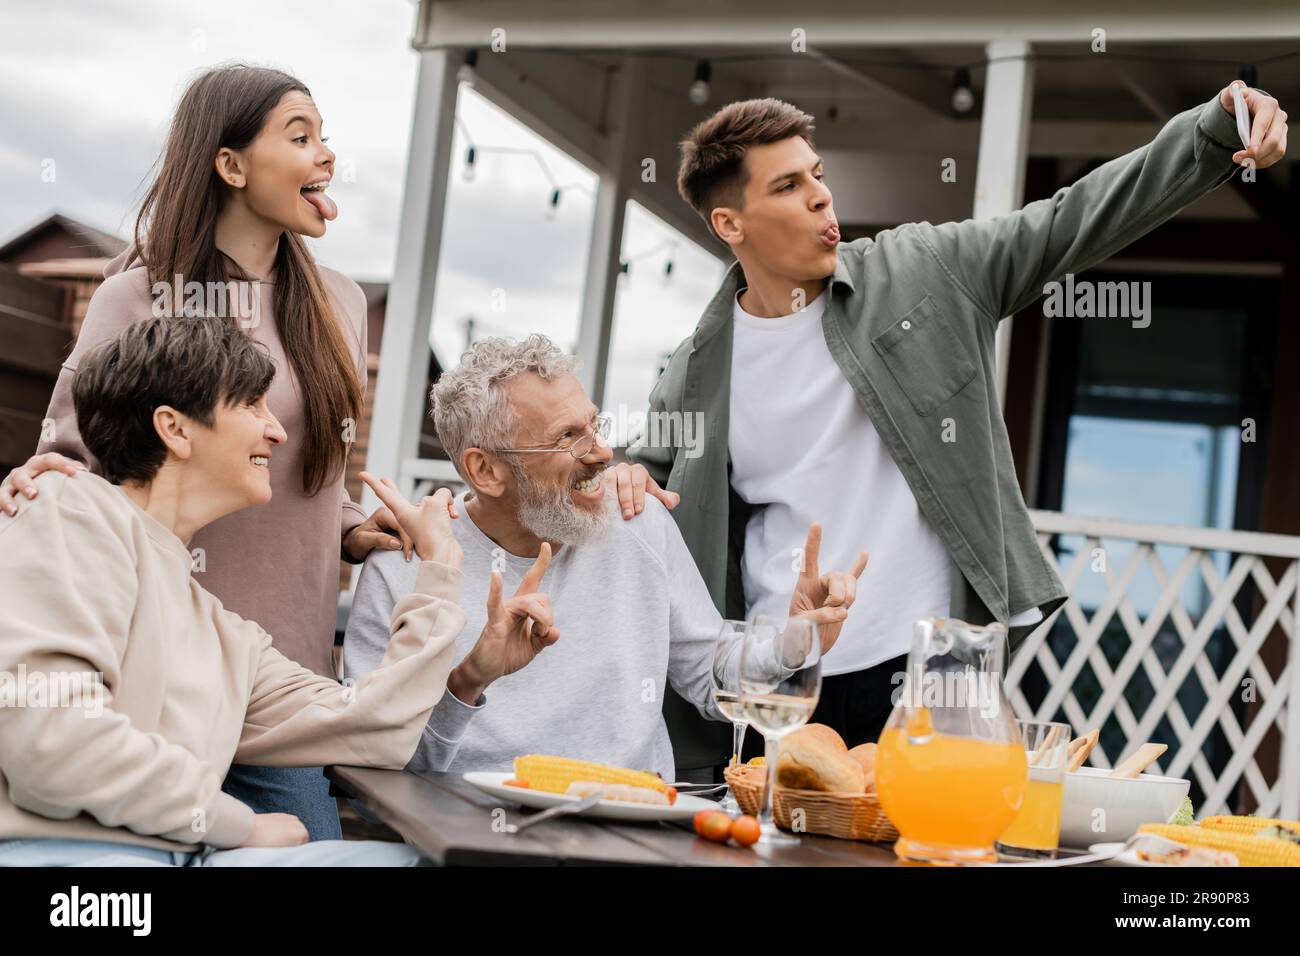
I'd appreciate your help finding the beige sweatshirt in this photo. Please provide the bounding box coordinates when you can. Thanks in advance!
[36,249,369,678]
[0,470,464,853]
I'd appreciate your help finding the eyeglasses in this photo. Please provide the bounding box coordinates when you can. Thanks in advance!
[490,414,613,461]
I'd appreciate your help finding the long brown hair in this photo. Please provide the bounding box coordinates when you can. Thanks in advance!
[131,63,362,495]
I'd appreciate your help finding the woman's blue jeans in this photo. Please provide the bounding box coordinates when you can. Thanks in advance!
[220,764,342,842]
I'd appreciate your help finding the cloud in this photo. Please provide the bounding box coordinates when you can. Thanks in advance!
[0,0,728,416]
[0,0,418,274]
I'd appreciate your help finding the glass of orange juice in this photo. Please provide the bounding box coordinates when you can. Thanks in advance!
[995,719,1070,860]
[875,619,1028,865]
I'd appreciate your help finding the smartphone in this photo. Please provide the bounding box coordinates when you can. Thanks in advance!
[1231,82,1251,150]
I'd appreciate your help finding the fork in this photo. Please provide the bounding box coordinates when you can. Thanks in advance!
[668,783,730,796]
[505,791,604,834]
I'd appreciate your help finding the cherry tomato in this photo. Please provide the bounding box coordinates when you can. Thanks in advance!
[693,810,733,844]
[730,815,761,847]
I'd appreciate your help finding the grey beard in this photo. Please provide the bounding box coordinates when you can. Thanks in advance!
[511,462,612,546]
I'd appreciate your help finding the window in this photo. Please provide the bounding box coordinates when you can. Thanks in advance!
[428,86,597,369]
[1059,417,1239,617]
[604,201,725,444]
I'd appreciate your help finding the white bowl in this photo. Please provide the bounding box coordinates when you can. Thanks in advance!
[1057,766,1190,849]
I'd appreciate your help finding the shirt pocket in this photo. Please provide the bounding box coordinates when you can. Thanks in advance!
[871,294,977,417]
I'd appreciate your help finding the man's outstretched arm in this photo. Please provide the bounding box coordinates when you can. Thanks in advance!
[921,84,1287,324]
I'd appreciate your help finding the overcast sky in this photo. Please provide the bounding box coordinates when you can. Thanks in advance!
[0,0,724,422]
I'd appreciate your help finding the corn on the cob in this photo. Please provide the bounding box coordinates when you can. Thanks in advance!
[1200,815,1300,836]
[513,755,666,796]
[1137,824,1300,866]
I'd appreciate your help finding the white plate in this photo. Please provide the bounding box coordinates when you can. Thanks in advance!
[1088,835,1236,867]
[1088,841,1160,866]
[462,771,716,822]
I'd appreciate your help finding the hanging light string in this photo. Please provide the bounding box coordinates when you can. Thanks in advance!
[454,44,1293,116]
[450,44,1297,71]
[447,43,1288,212]
[452,114,592,216]
[620,238,678,278]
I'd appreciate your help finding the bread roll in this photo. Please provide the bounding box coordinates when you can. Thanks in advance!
[777,725,865,793]
[847,742,877,775]
[848,742,878,790]
[798,723,849,751]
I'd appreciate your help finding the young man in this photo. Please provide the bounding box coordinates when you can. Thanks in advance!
[612,84,1288,768]
[0,315,473,866]
[343,334,866,780]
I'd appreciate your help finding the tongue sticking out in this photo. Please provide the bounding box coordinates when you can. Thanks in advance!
[301,189,338,221]
[821,223,841,245]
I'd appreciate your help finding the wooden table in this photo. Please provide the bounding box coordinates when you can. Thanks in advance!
[327,766,903,866]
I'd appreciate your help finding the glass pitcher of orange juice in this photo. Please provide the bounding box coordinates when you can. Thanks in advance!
[875,618,1028,864]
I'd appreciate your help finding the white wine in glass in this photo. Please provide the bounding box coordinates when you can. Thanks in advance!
[739,614,821,846]
[741,692,818,736]
[712,620,751,813]
[712,689,746,723]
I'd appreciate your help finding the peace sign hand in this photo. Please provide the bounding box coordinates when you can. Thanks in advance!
[788,522,869,655]
[450,544,560,703]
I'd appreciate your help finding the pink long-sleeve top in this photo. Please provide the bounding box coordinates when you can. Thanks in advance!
[36,248,369,677]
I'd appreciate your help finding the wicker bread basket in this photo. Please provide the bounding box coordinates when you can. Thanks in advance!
[723,763,899,843]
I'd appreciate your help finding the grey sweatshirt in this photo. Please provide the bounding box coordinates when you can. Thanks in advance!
[343,490,732,781]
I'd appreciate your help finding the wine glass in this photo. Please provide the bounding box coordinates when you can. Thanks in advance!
[711,620,752,813]
[738,614,822,845]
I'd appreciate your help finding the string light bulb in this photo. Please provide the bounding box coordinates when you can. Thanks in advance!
[457,49,478,86]
[689,60,712,106]
[951,67,975,114]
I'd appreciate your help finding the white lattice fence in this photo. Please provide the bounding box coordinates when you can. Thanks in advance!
[1007,511,1300,820]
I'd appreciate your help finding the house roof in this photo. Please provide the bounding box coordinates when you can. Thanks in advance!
[0,212,128,263]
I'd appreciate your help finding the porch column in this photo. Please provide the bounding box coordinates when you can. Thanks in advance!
[363,48,459,506]
[574,55,644,406]
[972,38,1036,407]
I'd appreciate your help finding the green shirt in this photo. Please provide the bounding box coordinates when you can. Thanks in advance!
[630,93,1244,770]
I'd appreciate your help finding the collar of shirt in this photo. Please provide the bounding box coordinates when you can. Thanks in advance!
[732,288,827,332]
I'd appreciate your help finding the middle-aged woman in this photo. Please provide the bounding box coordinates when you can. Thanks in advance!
[0,63,411,840]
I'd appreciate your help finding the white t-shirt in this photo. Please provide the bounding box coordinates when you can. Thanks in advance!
[728,289,954,676]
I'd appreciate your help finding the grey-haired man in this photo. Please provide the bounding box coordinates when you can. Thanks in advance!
[343,334,866,780]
